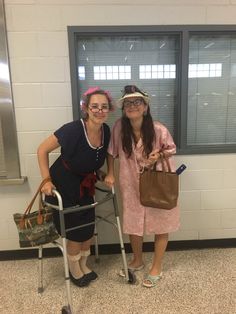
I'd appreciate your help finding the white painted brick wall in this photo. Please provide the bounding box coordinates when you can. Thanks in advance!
[1,0,236,250]
[10,57,66,82]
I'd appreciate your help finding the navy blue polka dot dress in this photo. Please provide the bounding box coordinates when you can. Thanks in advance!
[46,119,110,242]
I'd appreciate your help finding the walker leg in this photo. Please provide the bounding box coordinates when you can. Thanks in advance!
[115,216,136,284]
[61,305,72,314]
[112,191,136,284]
[38,245,44,293]
[61,237,73,313]
[94,222,100,263]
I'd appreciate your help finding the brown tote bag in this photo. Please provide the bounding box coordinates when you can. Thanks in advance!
[139,154,179,209]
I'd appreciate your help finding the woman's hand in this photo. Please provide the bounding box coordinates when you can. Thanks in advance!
[41,181,56,196]
[104,174,115,188]
[96,169,107,181]
[147,149,160,166]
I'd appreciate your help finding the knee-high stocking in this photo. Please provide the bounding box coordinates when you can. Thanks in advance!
[79,249,92,274]
[67,253,83,279]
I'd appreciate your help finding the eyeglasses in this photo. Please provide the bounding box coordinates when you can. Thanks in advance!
[89,104,110,113]
[123,98,143,108]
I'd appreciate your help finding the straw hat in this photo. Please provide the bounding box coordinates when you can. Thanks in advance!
[116,86,150,108]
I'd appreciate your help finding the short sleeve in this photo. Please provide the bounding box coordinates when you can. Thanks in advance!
[107,119,122,158]
[154,122,176,156]
[54,121,80,152]
[162,126,176,155]
[154,122,177,171]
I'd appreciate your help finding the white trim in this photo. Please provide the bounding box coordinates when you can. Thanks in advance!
[80,119,104,150]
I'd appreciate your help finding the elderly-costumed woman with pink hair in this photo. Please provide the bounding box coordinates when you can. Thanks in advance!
[37,87,113,287]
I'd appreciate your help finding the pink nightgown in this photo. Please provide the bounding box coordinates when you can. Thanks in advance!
[108,118,180,236]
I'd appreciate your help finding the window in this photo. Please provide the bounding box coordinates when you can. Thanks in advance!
[68,26,236,154]
[70,32,179,136]
[188,34,236,148]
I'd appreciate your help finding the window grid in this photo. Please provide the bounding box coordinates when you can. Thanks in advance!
[93,65,131,80]
[139,64,176,79]
[189,63,222,78]
[78,66,85,80]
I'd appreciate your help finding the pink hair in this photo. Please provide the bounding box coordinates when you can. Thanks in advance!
[81,87,115,115]
[83,86,112,103]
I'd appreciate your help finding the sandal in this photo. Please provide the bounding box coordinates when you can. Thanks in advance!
[142,272,162,288]
[118,264,144,277]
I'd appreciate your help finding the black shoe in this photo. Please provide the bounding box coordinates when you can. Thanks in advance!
[83,271,98,282]
[69,272,90,287]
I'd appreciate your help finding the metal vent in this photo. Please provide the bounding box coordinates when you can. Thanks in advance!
[0,117,6,177]
[0,0,24,183]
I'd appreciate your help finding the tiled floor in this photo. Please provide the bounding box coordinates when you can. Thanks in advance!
[0,248,235,314]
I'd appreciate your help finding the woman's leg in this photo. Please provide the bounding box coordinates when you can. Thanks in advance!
[67,240,83,279]
[67,239,81,255]
[142,233,168,287]
[149,233,169,276]
[129,234,144,267]
[80,237,94,274]
[81,238,93,251]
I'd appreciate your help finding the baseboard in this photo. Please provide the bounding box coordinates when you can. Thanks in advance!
[0,238,235,261]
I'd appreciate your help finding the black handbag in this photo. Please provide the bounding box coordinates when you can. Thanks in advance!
[13,178,59,247]
[139,154,179,209]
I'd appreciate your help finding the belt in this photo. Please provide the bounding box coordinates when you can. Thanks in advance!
[61,159,97,197]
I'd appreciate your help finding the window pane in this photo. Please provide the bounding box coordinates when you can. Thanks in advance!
[188,34,236,146]
[77,35,180,134]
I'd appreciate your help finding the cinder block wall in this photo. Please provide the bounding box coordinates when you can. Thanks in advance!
[1,0,236,250]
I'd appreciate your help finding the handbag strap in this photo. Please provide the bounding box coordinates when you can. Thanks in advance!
[163,153,172,172]
[23,177,51,217]
[153,153,172,173]
[135,150,172,173]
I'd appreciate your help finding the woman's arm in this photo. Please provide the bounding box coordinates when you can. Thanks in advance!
[147,124,176,165]
[104,153,115,188]
[105,119,121,187]
[160,127,176,157]
[37,134,60,195]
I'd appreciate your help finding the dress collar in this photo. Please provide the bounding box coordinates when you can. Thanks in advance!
[81,118,104,150]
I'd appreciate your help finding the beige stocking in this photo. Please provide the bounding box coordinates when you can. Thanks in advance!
[67,253,83,279]
[80,250,92,274]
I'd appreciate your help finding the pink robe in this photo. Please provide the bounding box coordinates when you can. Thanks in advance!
[108,119,180,236]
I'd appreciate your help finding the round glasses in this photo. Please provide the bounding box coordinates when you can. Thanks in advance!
[89,104,110,113]
[123,98,143,108]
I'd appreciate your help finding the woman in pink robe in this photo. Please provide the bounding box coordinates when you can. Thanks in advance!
[105,85,180,288]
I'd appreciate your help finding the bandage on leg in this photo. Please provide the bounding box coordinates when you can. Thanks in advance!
[80,250,92,274]
[80,249,98,282]
[67,253,83,279]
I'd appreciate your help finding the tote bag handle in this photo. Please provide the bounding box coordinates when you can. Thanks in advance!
[23,177,52,217]
[152,153,172,173]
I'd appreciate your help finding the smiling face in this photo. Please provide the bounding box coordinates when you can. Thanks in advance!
[122,96,147,121]
[86,94,110,125]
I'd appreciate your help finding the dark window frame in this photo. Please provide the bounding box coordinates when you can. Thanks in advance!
[68,25,236,155]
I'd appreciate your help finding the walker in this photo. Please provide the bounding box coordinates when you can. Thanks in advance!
[38,184,136,314]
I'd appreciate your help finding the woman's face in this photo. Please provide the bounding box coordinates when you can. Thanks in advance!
[86,94,110,124]
[123,97,147,120]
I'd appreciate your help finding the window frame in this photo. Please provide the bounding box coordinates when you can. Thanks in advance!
[68,25,236,155]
